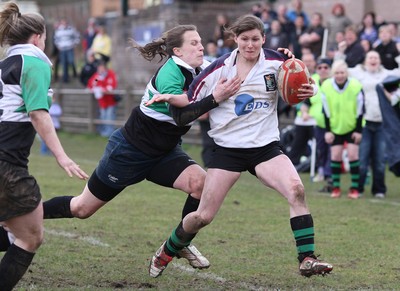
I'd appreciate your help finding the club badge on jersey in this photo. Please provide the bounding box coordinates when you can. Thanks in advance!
[264,73,277,92]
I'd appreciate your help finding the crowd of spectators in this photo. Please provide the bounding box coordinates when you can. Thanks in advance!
[51,17,118,138]
[248,0,400,66]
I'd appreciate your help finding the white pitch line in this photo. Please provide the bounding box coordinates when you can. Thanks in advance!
[368,199,400,206]
[172,263,267,291]
[315,192,400,207]
[44,228,268,289]
[45,228,110,247]
[172,263,226,283]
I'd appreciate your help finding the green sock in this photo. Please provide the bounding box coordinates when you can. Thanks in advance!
[164,222,196,257]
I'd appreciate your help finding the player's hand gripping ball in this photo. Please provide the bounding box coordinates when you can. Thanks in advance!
[277,58,311,105]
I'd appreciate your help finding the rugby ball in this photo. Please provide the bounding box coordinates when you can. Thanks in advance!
[277,58,311,105]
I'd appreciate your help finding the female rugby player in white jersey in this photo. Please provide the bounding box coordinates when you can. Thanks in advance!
[148,14,333,278]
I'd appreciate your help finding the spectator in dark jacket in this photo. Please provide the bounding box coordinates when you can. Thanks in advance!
[264,20,289,50]
[373,25,399,70]
[298,12,325,58]
[334,24,365,67]
[80,49,98,87]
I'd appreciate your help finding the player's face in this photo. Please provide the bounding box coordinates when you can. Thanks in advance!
[235,29,265,62]
[174,30,204,69]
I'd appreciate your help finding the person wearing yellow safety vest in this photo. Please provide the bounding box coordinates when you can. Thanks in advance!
[307,58,333,192]
[321,60,365,199]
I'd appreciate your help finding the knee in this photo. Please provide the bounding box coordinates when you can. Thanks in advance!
[288,182,306,205]
[189,176,205,200]
[22,227,44,252]
[376,162,386,173]
[70,203,94,219]
[34,229,44,250]
[191,211,214,228]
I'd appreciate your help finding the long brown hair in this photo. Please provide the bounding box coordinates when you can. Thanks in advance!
[129,24,197,62]
[225,14,265,38]
[0,1,45,46]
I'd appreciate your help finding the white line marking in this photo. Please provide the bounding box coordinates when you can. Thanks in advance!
[172,263,226,282]
[43,230,264,289]
[45,229,110,247]
[368,199,400,206]
[172,262,267,290]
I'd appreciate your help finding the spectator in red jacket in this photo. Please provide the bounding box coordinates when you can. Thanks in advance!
[87,61,118,137]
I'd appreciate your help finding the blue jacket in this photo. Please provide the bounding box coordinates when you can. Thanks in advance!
[377,84,400,176]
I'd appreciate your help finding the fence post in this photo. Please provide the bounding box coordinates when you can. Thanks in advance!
[88,93,95,133]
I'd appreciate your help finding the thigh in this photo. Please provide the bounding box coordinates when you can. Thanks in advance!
[172,164,206,199]
[315,127,327,149]
[346,143,359,160]
[103,106,115,120]
[256,154,302,199]
[67,49,74,63]
[4,202,43,252]
[109,106,116,120]
[196,168,241,217]
[0,162,41,222]
[59,50,66,63]
[306,125,315,141]
[99,108,106,119]
[359,127,372,161]
[94,129,156,194]
[373,126,386,158]
[330,145,344,160]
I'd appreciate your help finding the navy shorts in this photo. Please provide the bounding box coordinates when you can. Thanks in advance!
[208,141,284,176]
[0,161,41,221]
[88,128,198,201]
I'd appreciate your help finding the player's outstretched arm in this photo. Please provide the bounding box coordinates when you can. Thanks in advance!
[146,75,242,107]
[30,110,89,180]
[169,76,241,126]
[145,93,189,107]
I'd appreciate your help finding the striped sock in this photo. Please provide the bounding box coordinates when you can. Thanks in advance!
[291,214,315,263]
[331,160,342,189]
[164,222,196,257]
[349,160,360,190]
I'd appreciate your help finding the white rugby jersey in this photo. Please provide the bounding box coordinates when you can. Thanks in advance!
[188,48,287,148]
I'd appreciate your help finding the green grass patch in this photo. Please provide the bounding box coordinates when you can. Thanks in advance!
[12,132,400,290]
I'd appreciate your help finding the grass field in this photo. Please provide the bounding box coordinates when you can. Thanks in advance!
[12,132,400,290]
